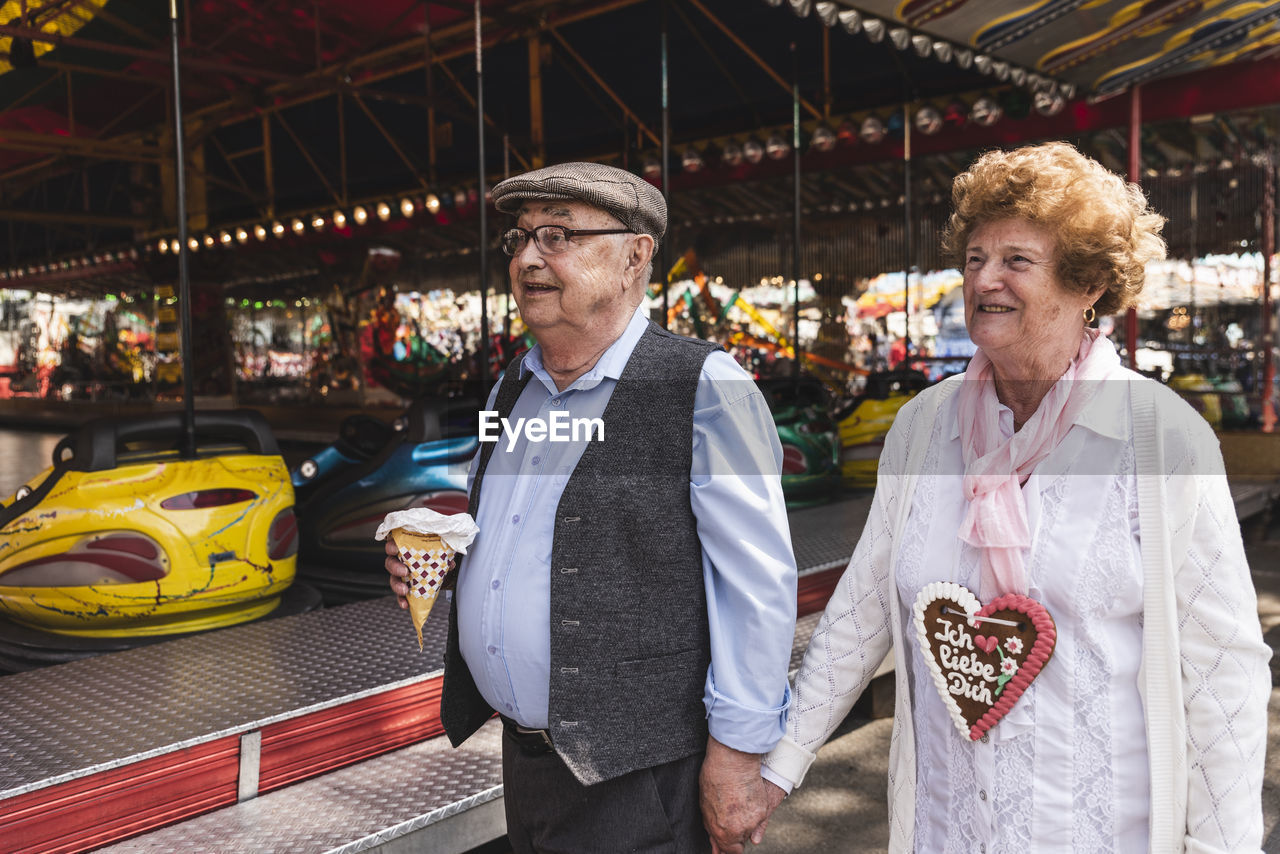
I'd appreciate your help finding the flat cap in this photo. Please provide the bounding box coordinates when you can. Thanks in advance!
[492,162,666,243]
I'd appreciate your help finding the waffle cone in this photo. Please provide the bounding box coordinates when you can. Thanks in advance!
[392,529,457,651]
[407,590,440,651]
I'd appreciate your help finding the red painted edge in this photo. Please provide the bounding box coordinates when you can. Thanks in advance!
[798,566,842,617]
[0,676,446,854]
[0,736,240,854]
[258,677,444,793]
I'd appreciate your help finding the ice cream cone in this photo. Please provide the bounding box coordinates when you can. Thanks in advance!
[392,529,457,651]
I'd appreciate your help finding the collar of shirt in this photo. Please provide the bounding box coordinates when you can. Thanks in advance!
[947,363,1129,443]
[518,306,650,396]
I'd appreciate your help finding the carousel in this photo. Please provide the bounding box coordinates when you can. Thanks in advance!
[1,0,1279,851]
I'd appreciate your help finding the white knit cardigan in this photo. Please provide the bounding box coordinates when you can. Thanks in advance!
[763,369,1272,853]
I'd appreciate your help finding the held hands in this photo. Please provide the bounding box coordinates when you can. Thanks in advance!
[384,540,410,609]
[700,736,787,853]
[760,779,786,833]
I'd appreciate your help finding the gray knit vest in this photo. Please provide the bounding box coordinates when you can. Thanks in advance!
[441,322,718,784]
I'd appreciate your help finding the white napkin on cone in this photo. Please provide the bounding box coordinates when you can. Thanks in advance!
[375,508,479,552]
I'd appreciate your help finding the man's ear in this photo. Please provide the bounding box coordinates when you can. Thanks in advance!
[627,234,655,273]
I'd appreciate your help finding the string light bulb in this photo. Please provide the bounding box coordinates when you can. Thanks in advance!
[272,221,285,237]
[400,197,415,217]
[376,202,391,221]
[291,218,305,234]
[332,210,346,228]
[352,205,368,225]
[235,228,249,243]
[809,124,837,153]
[254,224,268,240]
[722,140,743,166]
[425,194,441,214]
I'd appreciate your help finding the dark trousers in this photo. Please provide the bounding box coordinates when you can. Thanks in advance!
[502,729,711,854]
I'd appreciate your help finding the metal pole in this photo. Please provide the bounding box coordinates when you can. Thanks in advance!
[1125,85,1141,369]
[425,16,437,184]
[1189,178,1197,315]
[1262,149,1275,432]
[791,41,801,386]
[169,0,195,457]
[659,0,670,329]
[902,99,912,360]
[475,0,490,392]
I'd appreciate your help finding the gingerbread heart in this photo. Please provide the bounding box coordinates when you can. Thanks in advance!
[912,581,1056,741]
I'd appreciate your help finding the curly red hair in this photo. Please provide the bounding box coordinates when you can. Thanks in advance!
[942,142,1166,316]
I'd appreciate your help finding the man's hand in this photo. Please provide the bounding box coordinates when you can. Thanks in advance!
[700,735,782,853]
[384,540,409,609]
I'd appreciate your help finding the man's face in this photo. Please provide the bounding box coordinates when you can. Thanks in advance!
[508,201,640,338]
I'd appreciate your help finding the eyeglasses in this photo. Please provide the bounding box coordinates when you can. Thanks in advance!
[500,225,635,256]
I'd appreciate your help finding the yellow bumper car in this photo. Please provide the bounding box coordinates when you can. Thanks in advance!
[838,369,931,487]
[0,410,299,640]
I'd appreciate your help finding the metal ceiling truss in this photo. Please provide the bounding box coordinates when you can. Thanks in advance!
[2,0,1279,291]
[0,0,1075,269]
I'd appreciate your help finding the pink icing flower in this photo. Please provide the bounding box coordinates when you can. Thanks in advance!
[1000,657,1019,676]
[1004,637,1023,655]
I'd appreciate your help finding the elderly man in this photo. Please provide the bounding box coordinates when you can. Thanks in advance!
[384,162,796,853]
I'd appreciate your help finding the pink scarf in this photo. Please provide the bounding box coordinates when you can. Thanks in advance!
[956,329,1118,599]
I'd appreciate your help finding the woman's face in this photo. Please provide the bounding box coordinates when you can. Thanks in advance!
[962,218,1096,373]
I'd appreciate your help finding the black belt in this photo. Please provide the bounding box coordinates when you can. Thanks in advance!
[500,715,555,755]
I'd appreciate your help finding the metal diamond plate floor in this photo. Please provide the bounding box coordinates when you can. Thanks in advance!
[92,720,505,854]
[789,494,870,577]
[0,596,450,798]
[95,610,834,854]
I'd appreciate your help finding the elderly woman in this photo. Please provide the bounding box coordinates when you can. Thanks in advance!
[757,142,1271,853]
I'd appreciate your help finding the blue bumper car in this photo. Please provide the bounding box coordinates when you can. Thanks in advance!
[292,398,479,603]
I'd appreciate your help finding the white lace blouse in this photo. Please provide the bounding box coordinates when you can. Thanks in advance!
[764,371,1271,853]
[896,392,1150,853]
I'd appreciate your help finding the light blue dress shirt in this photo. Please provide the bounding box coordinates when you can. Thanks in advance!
[457,307,797,754]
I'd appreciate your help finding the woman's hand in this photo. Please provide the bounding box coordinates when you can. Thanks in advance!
[753,780,787,844]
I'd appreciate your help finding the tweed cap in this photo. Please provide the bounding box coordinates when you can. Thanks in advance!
[491,162,666,242]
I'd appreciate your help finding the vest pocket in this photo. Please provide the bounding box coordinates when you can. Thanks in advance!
[615,648,701,679]
[609,648,708,753]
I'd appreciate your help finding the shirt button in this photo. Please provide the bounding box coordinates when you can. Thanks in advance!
[979,789,987,801]
[487,645,497,655]
[511,514,520,524]
[531,456,541,466]
[491,580,500,590]
[551,398,561,406]
[980,734,990,744]
[980,846,986,854]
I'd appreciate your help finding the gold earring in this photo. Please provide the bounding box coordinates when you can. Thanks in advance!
[1083,306,1096,324]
